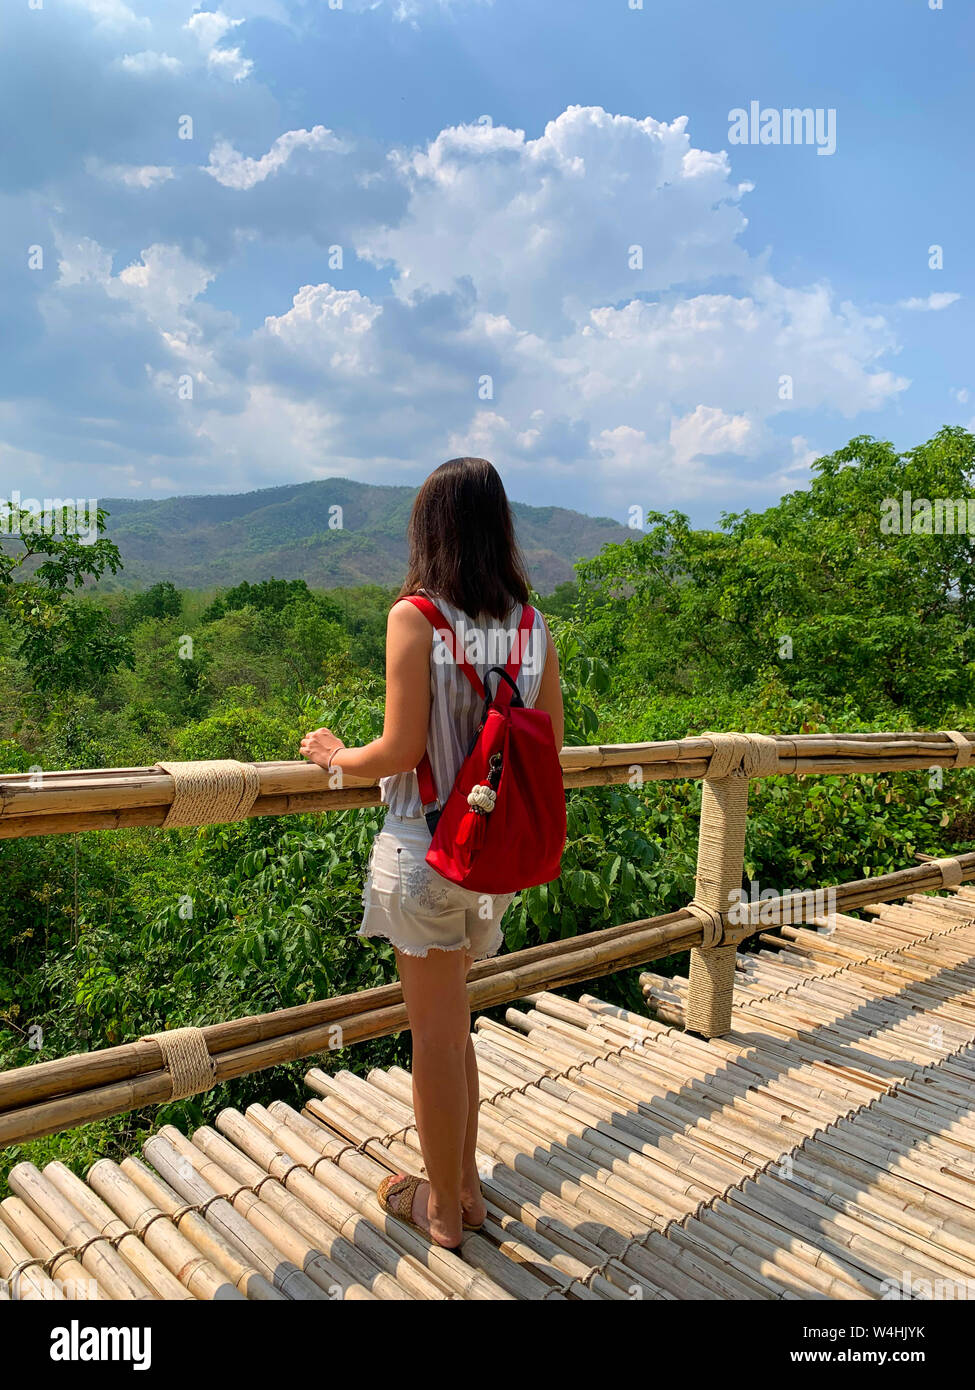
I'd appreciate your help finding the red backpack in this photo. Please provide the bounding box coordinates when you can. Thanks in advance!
[406,594,566,895]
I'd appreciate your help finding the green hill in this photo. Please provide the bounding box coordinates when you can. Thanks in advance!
[95,478,632,593]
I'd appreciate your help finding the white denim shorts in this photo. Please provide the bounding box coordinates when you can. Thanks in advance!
[358,812,514,961]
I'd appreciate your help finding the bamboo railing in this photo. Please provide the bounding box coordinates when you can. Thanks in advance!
[0,729,972,1148]
[0,731,971,838]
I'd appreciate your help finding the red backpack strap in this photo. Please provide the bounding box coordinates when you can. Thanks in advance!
[402,593,484,809]
[508,603,535,678]
[402,594,485,698]
[492,603,536,708]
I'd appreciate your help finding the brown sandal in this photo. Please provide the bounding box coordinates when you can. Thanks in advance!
[462,1182,487,1231]
[376,1173,464,1252]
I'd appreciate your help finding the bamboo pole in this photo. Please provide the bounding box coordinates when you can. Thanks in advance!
[0,1196,101,1300]
[0,916,701,1145]
[118,1156,285,1301]
[247,1100,518,1301]
[296,1065,639,1299]
[0,1213,66,1301]
[0,909,697,1116]
[189,1122,409,1301]
[41,1160,191,1301]
[0,730,970,838]
[684,758,751,1038]
[141,1132,329,1301]
[6,1163,157,1300]
[158,1124,380,1302]
[212,1108,450,1301]
[85,1159,245,1302]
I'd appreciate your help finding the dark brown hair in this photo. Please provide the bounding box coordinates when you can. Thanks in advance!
[396,457,531,620]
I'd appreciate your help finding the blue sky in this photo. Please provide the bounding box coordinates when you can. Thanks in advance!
[1,0,972,525]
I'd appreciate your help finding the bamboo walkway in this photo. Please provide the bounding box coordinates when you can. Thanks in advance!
[5,885,975,1301]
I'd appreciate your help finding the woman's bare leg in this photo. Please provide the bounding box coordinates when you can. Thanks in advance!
[393,945,470,1247]
[460,949,487,1226]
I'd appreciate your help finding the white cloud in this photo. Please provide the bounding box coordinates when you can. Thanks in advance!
[185,9,244,48]
[362,106,752,334]
[118,50,183,75]
[14,95,915,516]
[205,43,253,81]
[68,0,149,31]
[113,244,215,322]
[897,292,961,312]
[205,126,345,189]
[670,404,755,466]
[54,236,215,328]
[185,8,253,81]
[86,159,175,188]
[55,236,116,288]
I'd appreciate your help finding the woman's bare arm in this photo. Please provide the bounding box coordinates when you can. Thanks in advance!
[300,600,431,779]
[534,617,565,752]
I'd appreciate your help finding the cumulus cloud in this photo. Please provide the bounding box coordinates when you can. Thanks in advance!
[0,30,915,520]
[118,49,183,74]
[171,262,905,511]
[897,292,961,312]
[67,0,149,31]
[185,8,253,81]
[86,159,175,188]
[185,9,243,48]
[205,126,346,189]
[53,236,215,327]
[363,107,752,335]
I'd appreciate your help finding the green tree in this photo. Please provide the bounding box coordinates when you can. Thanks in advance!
[0,503,131,694]
[576,427,975,720]
[126,582,183,625]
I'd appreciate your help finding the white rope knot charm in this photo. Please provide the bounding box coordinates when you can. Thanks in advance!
[467,783,497,813]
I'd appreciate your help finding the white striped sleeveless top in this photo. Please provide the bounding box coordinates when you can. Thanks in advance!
[381,590,548,819]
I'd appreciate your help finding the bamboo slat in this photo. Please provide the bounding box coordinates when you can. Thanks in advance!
[0,1196,100,1300]
[4,881,975,1299]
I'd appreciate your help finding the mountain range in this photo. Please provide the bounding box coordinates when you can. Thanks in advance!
[95,478,633,594]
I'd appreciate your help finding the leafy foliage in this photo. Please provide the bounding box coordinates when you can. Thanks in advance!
[3,427,975,1188]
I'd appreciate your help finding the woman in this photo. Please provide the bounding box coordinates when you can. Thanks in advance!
[300,457,564,1251]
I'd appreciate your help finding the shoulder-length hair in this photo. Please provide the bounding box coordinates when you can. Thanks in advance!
[396,457,531,620]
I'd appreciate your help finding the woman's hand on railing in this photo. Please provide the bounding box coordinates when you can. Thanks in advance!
[299,726,346,770]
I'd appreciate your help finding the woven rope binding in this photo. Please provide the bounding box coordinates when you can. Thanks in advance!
[941,731,973,768]
[686,733,779,951]
[929,856,964,889]
[144,1026,216,1101]
[154,759,261,829]
[700,731,780,781]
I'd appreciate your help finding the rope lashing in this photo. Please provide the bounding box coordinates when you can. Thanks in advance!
[144,1026,216,1101]
[700,731,780,780]
[684,733,780,950]
[684,900,725,949]
[929,856,964,889]
[941,730,973,768]
[153,759,261,829]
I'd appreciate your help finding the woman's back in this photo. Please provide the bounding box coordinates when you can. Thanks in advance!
[381,590,547,817]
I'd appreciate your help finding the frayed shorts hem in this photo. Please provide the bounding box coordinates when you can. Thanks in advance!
[356,924,505,962]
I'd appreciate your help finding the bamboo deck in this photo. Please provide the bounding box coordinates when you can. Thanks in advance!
[5,885,975,1301]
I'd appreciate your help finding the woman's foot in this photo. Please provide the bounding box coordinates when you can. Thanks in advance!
[381,1174,463,1249]
[461,1179,487,1229]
